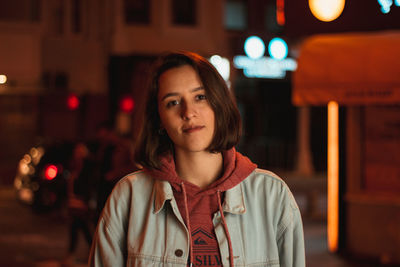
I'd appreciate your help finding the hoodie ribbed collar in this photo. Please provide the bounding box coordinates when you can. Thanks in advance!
[146,147,257,197]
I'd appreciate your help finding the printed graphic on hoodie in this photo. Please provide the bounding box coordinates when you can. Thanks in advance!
[192,227,222,266]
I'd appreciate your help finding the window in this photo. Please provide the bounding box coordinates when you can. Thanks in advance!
[71,0,82,33]
[53,0,64,35]
[125,0,150,24]
[225,0,247,30]
[0,0,41,22]
[172,0,196,26]
[49,0,85,36]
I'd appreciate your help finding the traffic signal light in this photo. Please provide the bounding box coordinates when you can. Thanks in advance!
[67,93,80,110]
[119,95,135,113]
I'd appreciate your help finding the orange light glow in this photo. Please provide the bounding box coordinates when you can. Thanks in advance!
[0,74,7,84]
[327,101,339,252]
[309,0,345,22]
[276,0,285,26]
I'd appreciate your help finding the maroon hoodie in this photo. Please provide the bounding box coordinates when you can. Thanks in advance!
[147,148,257,267]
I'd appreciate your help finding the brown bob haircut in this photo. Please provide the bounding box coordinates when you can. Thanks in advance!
[134,51,241,169]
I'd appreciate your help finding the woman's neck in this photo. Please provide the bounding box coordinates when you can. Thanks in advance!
[174,149,223,189]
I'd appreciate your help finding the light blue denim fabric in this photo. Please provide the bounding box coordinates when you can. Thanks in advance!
[89,169,305,267]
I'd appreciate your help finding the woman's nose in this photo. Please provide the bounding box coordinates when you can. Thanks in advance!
[181,101,196,120]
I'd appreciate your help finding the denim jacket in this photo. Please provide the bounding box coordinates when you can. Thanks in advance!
[89,169,305,267]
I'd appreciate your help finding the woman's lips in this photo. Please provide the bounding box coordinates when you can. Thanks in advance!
[183,125,204,133]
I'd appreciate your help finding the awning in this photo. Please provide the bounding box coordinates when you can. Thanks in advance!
[292,31,400,106]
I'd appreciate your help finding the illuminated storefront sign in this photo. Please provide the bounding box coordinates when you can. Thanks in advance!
[378,0,400,13]
[234,56,297,79]
[234,36,297,79]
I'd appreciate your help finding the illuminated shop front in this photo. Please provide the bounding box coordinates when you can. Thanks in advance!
[293,31,400,264]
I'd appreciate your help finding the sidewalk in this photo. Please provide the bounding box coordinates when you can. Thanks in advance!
[0,186,90,267]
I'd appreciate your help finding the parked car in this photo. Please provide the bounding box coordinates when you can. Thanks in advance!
[14,141,75,212]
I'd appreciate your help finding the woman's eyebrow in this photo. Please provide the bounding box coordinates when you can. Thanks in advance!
[191,86,205,93]
[160,86,204,101]
[161,92,179,101]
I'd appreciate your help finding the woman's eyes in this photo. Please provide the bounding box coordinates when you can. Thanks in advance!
[166,100,180,108]
[165,94,207,108]
[195,94,207,101]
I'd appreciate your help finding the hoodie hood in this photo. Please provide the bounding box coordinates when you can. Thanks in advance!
[145,147,257,195]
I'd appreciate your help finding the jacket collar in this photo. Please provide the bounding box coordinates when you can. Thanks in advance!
[223,182,246,214]
[154,180,174,214]
[153,180,246,215]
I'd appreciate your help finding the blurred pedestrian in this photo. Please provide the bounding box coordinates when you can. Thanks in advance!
[90,122,116,217]
[104,133,137,183]
[89,123,137,221]
[89,51,305,266]
[63,142,94,266]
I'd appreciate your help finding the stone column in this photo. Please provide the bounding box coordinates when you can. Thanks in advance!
[296,106,314,176]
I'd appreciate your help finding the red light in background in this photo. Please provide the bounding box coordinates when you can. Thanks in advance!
[44,165,58,180]
[277,0,285,26]
[67,94,80,110]
[120,96,135,113]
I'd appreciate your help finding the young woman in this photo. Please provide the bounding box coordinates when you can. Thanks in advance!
[89,51,305,267]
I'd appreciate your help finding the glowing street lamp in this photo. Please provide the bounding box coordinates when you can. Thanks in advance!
[309,0,345,22]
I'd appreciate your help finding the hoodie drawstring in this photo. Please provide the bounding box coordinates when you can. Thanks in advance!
[181,183,235,267]
[217,190,234,267]
[181,183,194,267]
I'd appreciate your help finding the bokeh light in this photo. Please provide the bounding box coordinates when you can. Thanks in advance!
[44,165,58,180]
[0,74,7,84]
[67,94,80,110]
[244,36,265,59]
[268,37,288,60]
[120,96,135,113]
[210,55,230,82]
[309,0,345,22]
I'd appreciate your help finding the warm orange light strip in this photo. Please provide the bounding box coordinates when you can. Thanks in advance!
[276,0,285,26]
[327,101,339,252]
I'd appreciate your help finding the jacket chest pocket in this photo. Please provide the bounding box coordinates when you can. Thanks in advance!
[127,253,188,267]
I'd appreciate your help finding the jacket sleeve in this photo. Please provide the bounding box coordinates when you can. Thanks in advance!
[276,189,306,267]
[88,180,130,267]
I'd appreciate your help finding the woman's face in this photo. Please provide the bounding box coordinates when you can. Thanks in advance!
[157,65,215,154]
